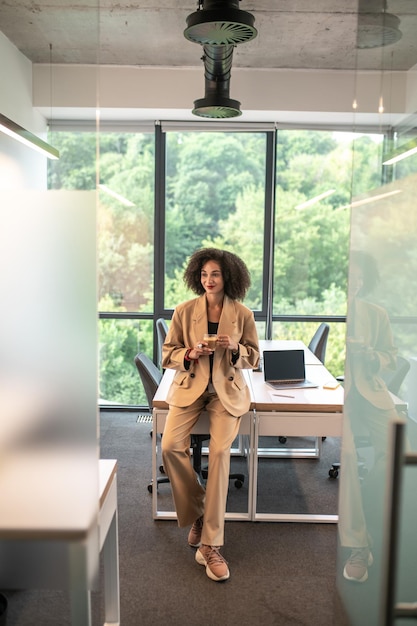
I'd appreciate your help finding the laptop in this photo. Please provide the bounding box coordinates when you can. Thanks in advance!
[263,349,318,389]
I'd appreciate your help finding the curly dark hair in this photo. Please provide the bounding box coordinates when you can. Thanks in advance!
[184,248,251,300]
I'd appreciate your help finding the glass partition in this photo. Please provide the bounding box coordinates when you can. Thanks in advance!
[49,130,155,406]
[0,3,100,590]
[0,191,98,587]
[337,2,417,622]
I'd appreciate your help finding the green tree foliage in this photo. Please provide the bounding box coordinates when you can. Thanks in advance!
[165,132,266,274]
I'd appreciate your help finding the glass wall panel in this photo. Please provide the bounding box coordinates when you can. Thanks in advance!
[0,2,100,589]
[337,0,417,616]
[49,130,155,407]
[49,131,155,313]
[164,131,267,311]
[0,189,99,587]
[337,170,417,625]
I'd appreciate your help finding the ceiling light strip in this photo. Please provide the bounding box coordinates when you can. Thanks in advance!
[0,113,59,160]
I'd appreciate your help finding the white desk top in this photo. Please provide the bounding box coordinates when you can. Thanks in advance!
[0,457,116,541]
[249,366,343,412]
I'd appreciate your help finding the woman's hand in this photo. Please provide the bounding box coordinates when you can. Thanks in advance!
[217,335,239,352]
[188,343,212,359]
[188,336,239,359]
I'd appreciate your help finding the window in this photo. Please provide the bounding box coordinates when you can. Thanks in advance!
[48,125,385,406]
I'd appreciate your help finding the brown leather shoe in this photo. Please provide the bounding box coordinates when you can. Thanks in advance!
[188,515,204,547]
[196,544,230,581]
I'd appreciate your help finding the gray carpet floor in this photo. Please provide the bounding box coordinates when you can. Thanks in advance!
[2,411,351,625]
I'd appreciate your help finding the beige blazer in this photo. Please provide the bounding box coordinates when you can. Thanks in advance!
[162,295,259,417]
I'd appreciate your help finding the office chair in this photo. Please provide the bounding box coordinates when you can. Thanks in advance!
[134,352,245,493]
[155,317,168,370]
[308,322,330,364]
[134,353,170,491]
[328,355,410,479]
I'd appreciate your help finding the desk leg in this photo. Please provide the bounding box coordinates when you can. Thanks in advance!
[68,542,92,626]
[250,410,259,521]
[103,512,120,625]
[152,413,158,519]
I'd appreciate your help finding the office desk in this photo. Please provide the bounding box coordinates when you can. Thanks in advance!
[152,369,254,521]
[0,458,119,626]
[249,363,344,522]
[257,339,337,458]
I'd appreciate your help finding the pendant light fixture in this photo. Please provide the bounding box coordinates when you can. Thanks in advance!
[184,0,257,118]
[357,0,402,49]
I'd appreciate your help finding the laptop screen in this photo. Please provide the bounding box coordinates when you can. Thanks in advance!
[263,349,305,382]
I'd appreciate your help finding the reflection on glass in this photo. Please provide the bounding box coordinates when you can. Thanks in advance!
[338,251,401,605]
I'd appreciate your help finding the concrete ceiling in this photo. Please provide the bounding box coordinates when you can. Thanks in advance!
[0,1,416,71]
[1,1,417,125]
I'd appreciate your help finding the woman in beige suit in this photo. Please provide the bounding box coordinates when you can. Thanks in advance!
[161,248,259,582]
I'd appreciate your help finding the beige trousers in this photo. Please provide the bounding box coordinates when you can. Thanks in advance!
[161,390,241,547]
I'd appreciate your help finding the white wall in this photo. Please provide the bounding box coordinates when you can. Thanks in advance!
[32,62,409,128]
[0,33,48,189]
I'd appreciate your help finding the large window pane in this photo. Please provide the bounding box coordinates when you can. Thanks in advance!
[99,318,153,405]
[98,132,155,313]
[272,320,344,377]
[274,129,384,376]
[164,131,267,311]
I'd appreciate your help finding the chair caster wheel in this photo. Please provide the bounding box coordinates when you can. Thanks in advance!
[147,483,153,493]
[278,436,287,444]
[159,465,165,474]
[329,468,339,479]
[235,479,243,489]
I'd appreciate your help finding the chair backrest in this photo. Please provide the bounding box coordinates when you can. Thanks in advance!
[381,355,410,396]
[156,318,169,370]
[134,352,162,410]
[308,322,330,364]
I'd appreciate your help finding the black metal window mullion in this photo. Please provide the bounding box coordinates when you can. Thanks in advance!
[261,130,277,340]
[153,123,167,363]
